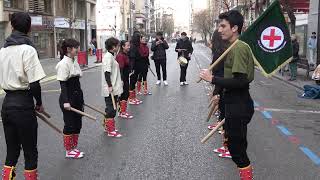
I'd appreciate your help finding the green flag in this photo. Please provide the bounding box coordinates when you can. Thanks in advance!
[239,0,292,76]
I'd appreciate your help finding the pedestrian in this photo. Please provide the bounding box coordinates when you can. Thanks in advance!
[307,32,317,68]
[92,38,97,55]
[101,37,123,137]
[56,38,85,159]
[137,36,152,95]
[0,12,46,179]
[200,10,255,179]
[289,34,299,81]
[116,40,134,119]
[207,30,231,159]
[151,32,169,86]
[175,32,193,86]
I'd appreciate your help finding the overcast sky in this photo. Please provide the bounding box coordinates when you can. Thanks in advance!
[156,0,207,27]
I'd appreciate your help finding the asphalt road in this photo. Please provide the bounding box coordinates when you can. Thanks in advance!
[0,43,319,180]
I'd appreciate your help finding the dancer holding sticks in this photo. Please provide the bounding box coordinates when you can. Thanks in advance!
[116,40,134,119]
[199,10,255,179]
[0,12,46,180]
[56,38,86,159]
[101,37,123,138]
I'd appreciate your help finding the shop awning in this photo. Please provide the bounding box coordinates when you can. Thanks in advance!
[281,0,310,13]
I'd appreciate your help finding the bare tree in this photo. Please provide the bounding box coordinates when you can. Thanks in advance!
[193,9,214,45]
[280,0,296,34]
[161,15,174,38]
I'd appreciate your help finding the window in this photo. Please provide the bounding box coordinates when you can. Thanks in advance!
[4,0,24,10]
[75,0,85,19]
[29,0,52,14]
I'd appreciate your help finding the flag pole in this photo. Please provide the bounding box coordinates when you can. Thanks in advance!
[197,39,239,83]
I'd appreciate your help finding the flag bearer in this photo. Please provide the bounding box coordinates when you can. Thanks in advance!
[200,10,255,180]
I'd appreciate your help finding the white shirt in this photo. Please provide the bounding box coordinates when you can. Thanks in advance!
[56,55,82,81]
[101,51,123,97]
[0,44,46,90]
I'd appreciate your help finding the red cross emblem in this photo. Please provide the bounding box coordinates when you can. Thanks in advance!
[260,26,284,50]
[263,29,282,47]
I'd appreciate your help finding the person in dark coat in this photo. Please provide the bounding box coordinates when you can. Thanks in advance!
[151,32,169,86]
[175,32,193,85]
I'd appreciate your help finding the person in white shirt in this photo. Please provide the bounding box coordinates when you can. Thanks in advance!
[0,12,46,180]
[56,39,85,159]
[307,32,317,67]
[101,37,123,138]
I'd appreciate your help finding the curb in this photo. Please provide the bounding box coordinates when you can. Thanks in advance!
[0,64,100,96]
[254,67,303,90]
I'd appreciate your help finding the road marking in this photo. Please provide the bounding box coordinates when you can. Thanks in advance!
[42,89,61,93]
[255,107,320,114]
[255,101,320,166]
[261,111,272,119]
[276,125,293,136]
[299,147,320,165]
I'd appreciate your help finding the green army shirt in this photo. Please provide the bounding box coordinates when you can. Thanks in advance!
[224,40,254,82]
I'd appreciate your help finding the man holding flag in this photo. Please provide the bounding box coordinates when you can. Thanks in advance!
[199,1,292,179]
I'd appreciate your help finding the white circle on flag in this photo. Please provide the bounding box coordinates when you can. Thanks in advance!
[260,26,284,50]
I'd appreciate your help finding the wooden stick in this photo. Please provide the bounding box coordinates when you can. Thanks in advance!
[206,104,219,122]
[197,39,239,83]
[148,66,156,77]
[208,96,214,108]
[84,103,106,116]
[201,119,225,144]
[35,112,63,135]
[70,107,97,121]
[110,92,117,110]
[41,111,51,118]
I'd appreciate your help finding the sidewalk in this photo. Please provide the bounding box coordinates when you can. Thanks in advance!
[272,67,317,90]
[0,55,100,95]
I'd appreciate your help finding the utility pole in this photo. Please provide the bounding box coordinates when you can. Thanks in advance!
[84,0,88,66]
[317,0,320,65]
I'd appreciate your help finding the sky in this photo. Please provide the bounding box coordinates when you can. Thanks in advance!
[156,0,207,27]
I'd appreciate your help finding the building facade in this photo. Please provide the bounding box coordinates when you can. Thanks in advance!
[0,0,96,59]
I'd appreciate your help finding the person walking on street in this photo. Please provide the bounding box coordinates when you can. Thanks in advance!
[151,32,169,86]
[200,10,255,180]
[307,32,317,68]
[175,32,193,86]
[289,34,299,81]
[0,12,46,180]
[137,36,152,95]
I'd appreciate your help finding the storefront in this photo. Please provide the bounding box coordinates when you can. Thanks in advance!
[31,15,55,59]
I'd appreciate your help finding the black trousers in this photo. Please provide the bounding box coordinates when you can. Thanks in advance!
[120,78,129,101]
[138,69,148,82]
[59,91,83,135]
[154,59,167,81]
[1,91,38,170]
[180,63,189,82]
[224,91,254,168]
[105,95,118,118]
[130,66,143,90]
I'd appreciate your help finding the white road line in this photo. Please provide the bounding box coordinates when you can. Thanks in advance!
[255,107,320,114]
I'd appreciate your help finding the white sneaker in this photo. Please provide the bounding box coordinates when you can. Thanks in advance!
[66,149,84,159]
[156,80,161,85]
[184,81,189,85]
[180,82,184,86]
[163,81,168,86]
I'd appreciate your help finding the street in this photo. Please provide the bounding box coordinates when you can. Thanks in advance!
[0,43,320,180]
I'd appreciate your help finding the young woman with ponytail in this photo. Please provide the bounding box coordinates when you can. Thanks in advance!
[116,40,134,119]
[56,38,85,158]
